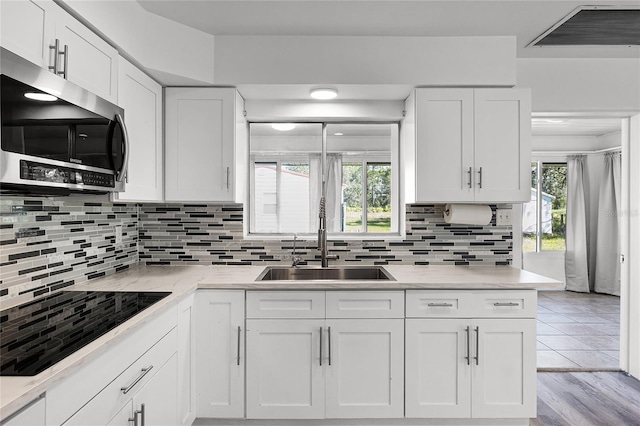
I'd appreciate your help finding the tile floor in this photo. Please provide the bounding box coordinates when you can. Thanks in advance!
[537,290,621,370]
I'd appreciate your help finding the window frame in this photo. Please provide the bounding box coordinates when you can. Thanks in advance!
[524,159,567,253]
[247,121,401,239]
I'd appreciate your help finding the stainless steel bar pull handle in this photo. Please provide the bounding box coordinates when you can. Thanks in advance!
[474,327,480,365]
[428,302,454,307]
[121,366,154,394]
[319,327,323,366]
[477,167,483,188]
[328,326,332,366]
[139,403,146,426]
[226,167,230,189]
[59,44,68,79]
[237,326,241,366]
[49,39,59,74]
[465,326,470,365]
[467,167,472,189]
[494,302,520,307]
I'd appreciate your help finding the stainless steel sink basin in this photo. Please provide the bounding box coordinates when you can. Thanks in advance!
[256,266,395,281]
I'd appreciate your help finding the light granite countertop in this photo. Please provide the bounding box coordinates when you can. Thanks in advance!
[0,264,562,420]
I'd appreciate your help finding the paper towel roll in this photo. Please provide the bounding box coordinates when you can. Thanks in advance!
[443,204,493,225]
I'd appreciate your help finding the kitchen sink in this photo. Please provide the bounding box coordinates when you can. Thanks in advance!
[256,266,395,281]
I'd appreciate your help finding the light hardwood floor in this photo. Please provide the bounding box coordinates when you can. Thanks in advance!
[532,372,640,425]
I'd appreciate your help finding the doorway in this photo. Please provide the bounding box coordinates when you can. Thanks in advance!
[519,116,625,371]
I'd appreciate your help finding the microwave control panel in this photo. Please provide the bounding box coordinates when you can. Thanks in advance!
[20,160,115,188]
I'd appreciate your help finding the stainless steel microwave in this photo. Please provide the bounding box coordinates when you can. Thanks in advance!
[0,47,129,195]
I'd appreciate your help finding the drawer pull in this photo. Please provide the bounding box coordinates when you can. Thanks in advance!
[121,366,154,394]
[427,302,454,307]
[493,302,520,307]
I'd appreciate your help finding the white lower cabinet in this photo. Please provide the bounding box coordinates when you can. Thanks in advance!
[405,290,537,420]
[244,291,405,420]
[177,293,197,425]
[246,319,325,419]
[405,319,471,418]
[325,319,404,419]
[62,328,178,426]
[1,395,45,426]
[196,291,245,418]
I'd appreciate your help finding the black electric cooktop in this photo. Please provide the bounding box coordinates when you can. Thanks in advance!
[0,290,171,376]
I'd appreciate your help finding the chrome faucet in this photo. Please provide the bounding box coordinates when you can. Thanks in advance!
[291,234,302,267]
[318,197,337,267]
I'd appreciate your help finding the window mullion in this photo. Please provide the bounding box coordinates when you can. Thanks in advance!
[276,160,282,233]
[362,161,367,232]
[536,161,543,252]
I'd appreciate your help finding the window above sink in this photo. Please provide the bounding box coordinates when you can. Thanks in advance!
[248,122,400,238]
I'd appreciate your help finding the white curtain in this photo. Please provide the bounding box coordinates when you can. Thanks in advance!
[594,152,622,295]
[309,153,343,232]
[326,154,343,232]
[309,154,322,231]
[565,155,590,293]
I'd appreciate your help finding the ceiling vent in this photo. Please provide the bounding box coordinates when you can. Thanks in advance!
[530,6,640,46]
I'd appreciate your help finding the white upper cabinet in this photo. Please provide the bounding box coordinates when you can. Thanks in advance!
[405,88,531,203]
[165,88,247,202]
[473,89,531,203]
[53,10,118,103]
[0,0,56,68]
[0,0,119,104]
[113,57,163,202]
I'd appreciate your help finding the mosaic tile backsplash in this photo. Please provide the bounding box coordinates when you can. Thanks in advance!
[0,197,137,306]
[1,199,512,305]
[139,204,512,267]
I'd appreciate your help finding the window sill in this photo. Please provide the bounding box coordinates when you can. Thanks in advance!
[244,232,406,241]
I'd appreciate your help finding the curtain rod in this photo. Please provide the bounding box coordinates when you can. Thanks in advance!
[533,146,622,156]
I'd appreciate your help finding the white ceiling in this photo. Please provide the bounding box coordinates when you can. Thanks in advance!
[137,0,640,59]
[531,117,622,137]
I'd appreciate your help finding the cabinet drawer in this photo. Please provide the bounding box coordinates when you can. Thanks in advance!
[246,291,325,318]
[62,328,177,426]
[469,290,536,318]
[46,304,177,426]
[326,291,404,318]
[406,291,467,318]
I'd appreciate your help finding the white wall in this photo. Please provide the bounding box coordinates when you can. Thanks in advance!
[517,58,640,113]
[215,36,516,86]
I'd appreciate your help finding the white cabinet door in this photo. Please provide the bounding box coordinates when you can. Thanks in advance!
[196,291,245,418]
[471,319,537,418]
[414,89,475,202]
[2,396,45,426]
[246,319,325,419]
[177,294,196,426]
[130,354,179,426]
[474,89,531,203]
[411,88,530,203]
[106,401,133,426]
[325,319,404,419]
[0,0,56,68]
[54,12,118,103]
[165,88,239,202]
[405,319,471,418]
[113,57,163,202]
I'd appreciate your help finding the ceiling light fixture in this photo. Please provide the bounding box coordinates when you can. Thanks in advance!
[271,123,296,131]
[334,132,344,136]
[24,92,58,102]
[310,87,338,100]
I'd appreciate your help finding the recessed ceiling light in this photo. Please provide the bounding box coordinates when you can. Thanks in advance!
[310,87,338,100]
[334,132,344,136]
[271,123,296,131]
[24,92,58,102]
